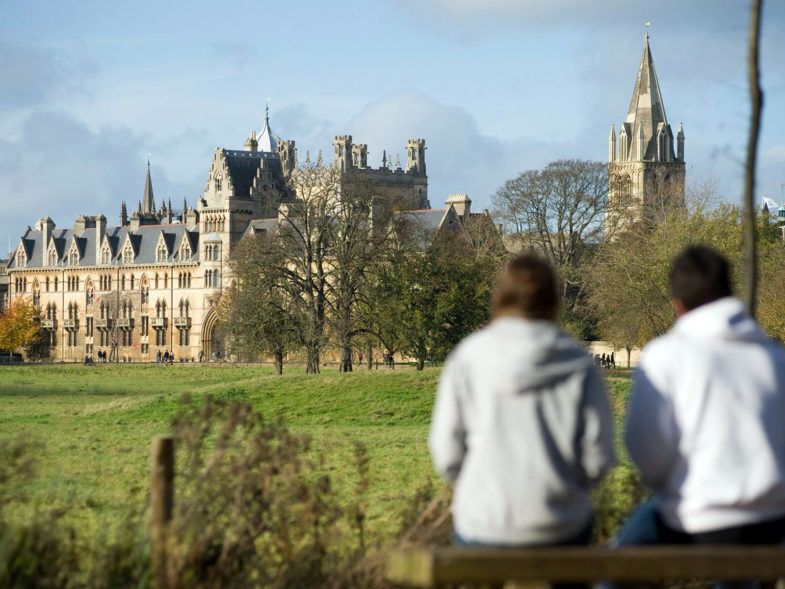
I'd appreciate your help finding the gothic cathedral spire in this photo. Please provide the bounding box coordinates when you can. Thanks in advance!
[142,159,156,214]
[606,29,686,235]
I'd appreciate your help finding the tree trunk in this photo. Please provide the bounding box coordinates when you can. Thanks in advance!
[416,358,425,371]
[306,347,320,374]
[743,0,763,318]
[274,350,283,375]
[365,343,372,370]
[626,346,631,368]
[339,345,353,372]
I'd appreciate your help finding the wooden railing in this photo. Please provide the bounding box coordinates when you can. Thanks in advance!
[386,547,785,588]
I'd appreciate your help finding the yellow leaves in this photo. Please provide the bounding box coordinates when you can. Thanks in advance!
[0,297,40,353]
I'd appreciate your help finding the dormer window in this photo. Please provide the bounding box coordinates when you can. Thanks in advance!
[48,250,57,266]
[156,244,167,262]
[101,247,111,265]
[16,249,26,267]
[123,244,134,264]
[180,243,190,260]
[68,249,78,265]
[214,173,222,192]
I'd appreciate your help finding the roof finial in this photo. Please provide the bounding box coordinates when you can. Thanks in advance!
[265,97,271,122]
[147,152,151,168]
[645,21,650,41]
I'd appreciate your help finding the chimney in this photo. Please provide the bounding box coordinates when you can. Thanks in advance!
[95,214,106,264]
[445,193,471,219]
[37,217,55,264]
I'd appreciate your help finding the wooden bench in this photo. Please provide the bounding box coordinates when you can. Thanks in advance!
[386,546,785,587]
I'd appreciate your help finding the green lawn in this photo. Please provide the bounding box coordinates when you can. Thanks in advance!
[0,364,634,546]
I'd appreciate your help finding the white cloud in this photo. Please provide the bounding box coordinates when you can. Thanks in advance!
[0,110,177,253]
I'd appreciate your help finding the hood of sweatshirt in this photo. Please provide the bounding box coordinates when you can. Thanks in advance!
[487,317,594,392]
[672,297,766,343]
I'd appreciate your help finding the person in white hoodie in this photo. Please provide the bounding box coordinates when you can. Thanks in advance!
[617,245,785,546]
[429,253,616,547]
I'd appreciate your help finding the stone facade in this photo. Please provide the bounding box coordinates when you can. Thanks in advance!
[0,259,9,314]
[606,33,685,234]
[5,112,438,362]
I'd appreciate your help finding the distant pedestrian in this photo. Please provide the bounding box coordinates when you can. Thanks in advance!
[157,350,162,364]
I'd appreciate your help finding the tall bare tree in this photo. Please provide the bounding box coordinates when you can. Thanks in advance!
[743,0,764,317]
[493,159,607,334]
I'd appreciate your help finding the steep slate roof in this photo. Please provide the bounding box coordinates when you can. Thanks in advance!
[223,150,267,198]
[625,33,669,160]
[243,218,278,239]
[9,224,201,269]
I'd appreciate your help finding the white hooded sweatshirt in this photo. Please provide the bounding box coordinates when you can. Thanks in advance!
[429,316,616,545]
[627,297,785,533]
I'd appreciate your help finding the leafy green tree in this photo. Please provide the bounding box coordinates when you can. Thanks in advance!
[219,233,296,374]
[587,202,785,356]
[368,227,501,370]
[493,160,607,320]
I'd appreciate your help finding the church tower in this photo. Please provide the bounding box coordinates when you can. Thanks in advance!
[606,31,685,234]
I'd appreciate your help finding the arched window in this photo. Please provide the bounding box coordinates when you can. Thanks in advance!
[156,244,167,262]
[214,173,221,192]
[48,250,56,266]
[123,244,134,264]
[69,249,78,265]
[86,285,94,306]
[32,282,40,307]
[164,274,168,288]
[101,247,111,265]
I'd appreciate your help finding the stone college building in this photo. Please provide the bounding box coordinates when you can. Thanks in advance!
[5,111,480,362]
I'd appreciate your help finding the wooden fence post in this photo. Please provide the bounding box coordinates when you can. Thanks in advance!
[151,435,174,588]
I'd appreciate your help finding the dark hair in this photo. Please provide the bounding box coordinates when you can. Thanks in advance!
[492,253,559,320]
[669,246,732,311]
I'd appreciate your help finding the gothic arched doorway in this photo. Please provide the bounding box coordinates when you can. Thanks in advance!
[201,307,223,361]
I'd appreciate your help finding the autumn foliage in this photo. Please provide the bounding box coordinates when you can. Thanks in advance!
[0,298,40,354]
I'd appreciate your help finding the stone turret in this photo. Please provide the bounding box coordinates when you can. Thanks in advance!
[352,144,368,169]
[244,130,258,152]
[406,139,426,175]
[120,201,128,227]
[277,139,296,177]
[677,122,685,162]
[609,124,616,162]
[334,135,352,172]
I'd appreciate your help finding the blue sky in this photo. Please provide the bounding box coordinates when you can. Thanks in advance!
[1,0,784,253]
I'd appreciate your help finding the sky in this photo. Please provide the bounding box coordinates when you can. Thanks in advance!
[1,0,784,255]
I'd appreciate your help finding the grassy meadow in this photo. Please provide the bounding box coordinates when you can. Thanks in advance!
[0,364,448,541]
[0,363,639,585]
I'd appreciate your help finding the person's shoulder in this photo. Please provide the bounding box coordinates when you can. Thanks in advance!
[638,331,684,369]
